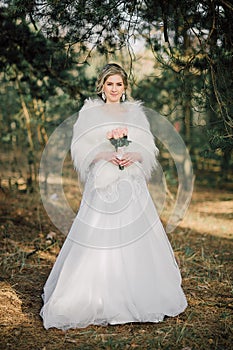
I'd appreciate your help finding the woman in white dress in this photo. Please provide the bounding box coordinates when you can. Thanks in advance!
[40,63,187,330]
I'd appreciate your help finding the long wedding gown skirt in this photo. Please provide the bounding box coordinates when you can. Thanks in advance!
[40,171,187,330]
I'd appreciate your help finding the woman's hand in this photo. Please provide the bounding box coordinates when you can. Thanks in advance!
[93,151,142,167]
[118,152,142,167]
[93,152,120,166]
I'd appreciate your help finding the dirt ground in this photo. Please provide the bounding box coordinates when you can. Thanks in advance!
[0,183,232,350]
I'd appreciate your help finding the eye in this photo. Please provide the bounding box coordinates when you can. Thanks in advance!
[117,83,123,86]
[107,82,113,85]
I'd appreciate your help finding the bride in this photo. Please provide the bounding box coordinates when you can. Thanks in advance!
[40,63,187,330]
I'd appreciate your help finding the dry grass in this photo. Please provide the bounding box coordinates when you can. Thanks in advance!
[0,184,232,350]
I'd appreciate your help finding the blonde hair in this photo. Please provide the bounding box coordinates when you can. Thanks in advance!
[96,63,128,101]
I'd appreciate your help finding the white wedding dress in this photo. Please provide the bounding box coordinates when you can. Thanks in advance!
[40,99,187,330]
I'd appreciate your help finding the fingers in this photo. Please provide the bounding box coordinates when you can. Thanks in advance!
[123,161,134,167]
[111,159,120,166]
[110,154,121,166]
[119,158,133,167]
[110,157,133,167]
[107,152,138,167]
[118,153,134,167]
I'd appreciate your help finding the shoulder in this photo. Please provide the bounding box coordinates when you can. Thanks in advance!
[73,97,104,129]
[123,100,148,118]
[124,99,147,118]
[80,97,104,112]
[123,100,144,110]
[124,100,152,129]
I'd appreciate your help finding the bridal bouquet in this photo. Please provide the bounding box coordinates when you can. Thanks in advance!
[106,127,132,170]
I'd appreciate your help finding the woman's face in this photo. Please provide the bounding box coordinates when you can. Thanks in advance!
[102,74,125,103]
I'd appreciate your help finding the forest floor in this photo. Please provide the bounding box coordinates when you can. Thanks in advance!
[0,182,232,350]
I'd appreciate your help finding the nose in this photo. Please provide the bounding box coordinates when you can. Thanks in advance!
[111,84,117,91]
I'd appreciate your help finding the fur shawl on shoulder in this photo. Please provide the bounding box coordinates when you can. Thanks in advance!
[71,98,158,188]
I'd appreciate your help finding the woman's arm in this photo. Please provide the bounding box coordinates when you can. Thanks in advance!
[93,151,142,168]
[92,151,121,166]
[118,152,142,167]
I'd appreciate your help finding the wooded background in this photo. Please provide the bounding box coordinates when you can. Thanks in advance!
[0,3,233,349]
[0,0,232,190]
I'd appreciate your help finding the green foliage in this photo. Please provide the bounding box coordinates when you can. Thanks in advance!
[208,129,233,153]
[0,0,232,180]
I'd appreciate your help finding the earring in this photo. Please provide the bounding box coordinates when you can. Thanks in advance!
[121,92,126,102]
[102,91,106,101]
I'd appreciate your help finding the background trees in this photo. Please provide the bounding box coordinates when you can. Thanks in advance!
[0,0,232,187]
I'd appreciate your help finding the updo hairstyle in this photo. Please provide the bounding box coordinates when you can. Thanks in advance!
[96,63,128,102]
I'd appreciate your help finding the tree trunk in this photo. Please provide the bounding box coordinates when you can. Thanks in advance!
[15,76,37,187]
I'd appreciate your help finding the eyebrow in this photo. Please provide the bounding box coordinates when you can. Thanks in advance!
[106,81,123,84]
